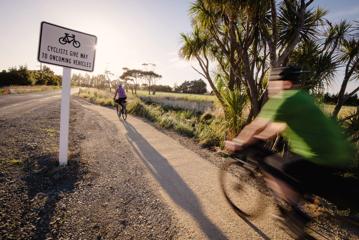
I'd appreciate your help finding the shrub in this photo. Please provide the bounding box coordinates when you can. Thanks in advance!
[221,87,247,139]
[159,116,175,129]
[174,123,194,137]
[196,118,227,147]
[127,101,162,122]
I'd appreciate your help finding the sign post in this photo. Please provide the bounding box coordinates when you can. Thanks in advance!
[59,67,71,165]
[38,22,97,165]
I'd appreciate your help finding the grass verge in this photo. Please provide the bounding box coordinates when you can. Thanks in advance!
[127,99,227,147]
[78,88,115,107]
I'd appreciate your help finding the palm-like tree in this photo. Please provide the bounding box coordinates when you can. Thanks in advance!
[180,0,321,125]
[290,40,339,94]
[180,28,225,106]
[333,38,359,117]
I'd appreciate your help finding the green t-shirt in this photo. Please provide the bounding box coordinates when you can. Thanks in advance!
[259,90,354,168]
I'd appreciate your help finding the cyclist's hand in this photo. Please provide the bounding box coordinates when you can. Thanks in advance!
[224,140,244,153]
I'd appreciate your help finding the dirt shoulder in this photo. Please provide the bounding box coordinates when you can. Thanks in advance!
[0,98,178,239]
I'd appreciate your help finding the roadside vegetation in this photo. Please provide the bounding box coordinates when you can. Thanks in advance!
[77,87,357,154]
[78,88,115,107]
[127,99,226,147]
[0,65,61,95]
[0,65,61,87]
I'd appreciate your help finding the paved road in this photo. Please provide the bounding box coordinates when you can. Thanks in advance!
[0,89,79,117]
[0,90,62,108]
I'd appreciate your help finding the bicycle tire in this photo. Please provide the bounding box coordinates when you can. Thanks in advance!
[59,37,67,45]
[122,108,127,121]
[73,40,81,48]
[116,105,121,119]
[220,159,269,219]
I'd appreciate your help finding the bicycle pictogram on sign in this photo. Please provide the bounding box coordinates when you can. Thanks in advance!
[59,33,81,48]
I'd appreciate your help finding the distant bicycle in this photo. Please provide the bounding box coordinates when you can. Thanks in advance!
[115,99,127,121]
[59,33,81,48]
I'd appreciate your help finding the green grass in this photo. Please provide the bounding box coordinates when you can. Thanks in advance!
[78,88,115,107]
[127,99,225,146]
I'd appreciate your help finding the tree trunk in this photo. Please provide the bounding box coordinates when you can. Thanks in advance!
[240,48,260,116]
[333,59,358,118]
[333,79,349,118]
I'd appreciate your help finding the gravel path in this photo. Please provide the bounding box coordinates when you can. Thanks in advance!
[0,93,179,239]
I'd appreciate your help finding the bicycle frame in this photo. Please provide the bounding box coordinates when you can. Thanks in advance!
[221,143,359,238]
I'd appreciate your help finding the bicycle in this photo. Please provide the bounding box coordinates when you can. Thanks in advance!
[220,142,359,239]
[115,100,127,121]
[59,33,81,48]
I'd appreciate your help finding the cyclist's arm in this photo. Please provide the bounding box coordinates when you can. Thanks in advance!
[225,117,270,152]
[113,90,118,100]
[254,121,286,141]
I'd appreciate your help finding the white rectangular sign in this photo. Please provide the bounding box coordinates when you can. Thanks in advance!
[38,22,97,71]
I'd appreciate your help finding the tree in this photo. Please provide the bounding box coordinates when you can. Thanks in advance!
[332,36,359,117]
[105,70,114,92]
[191,79,207,94]
[289,20,359,118]
[0,65,61,87]
[120,69,143,94]
[153,85,172,92]
[180,0,322,125]
[141,70,162,95]
[175,79,207,94]
[120,68,161,95]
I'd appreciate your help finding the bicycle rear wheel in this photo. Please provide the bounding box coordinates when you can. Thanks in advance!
[116,105,121,119]
[122,107,127,121]
[220,159,269,219]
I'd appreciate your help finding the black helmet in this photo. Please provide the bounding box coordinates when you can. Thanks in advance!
[269,66,303,84]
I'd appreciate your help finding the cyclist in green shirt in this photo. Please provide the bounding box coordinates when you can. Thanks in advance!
[225,66,357,223]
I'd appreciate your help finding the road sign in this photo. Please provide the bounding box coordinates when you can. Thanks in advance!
[38,21,97,72]
[38,22,97,166]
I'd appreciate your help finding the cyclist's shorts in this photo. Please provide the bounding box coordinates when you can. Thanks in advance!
[115,97,127,104]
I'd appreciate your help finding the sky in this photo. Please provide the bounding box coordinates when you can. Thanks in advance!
[0,0,358,94]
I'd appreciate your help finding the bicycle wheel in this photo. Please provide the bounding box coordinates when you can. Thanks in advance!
[116,105,121,119]
[73,40,81,48]
[59,37,67,45]
[122,107,127,121]
[220,159,269,219]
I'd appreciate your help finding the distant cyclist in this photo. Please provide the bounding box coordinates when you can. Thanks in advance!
[114,84,127,114]
[225,66,358,229]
